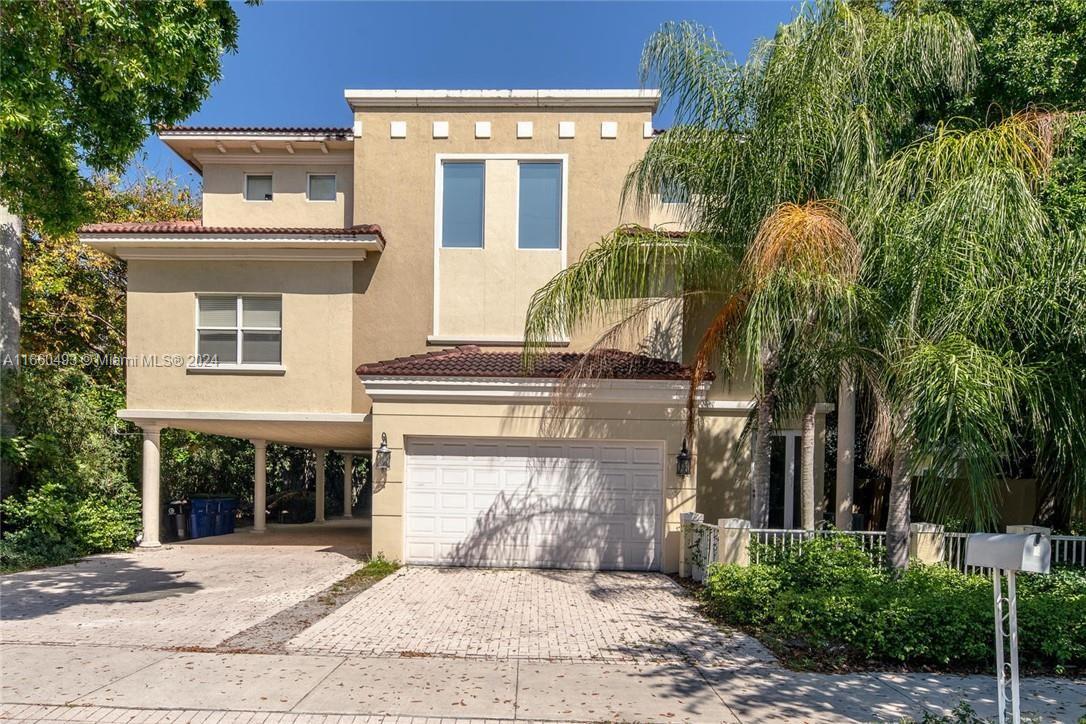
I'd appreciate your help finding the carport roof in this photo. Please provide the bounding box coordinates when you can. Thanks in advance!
[356,345,708,381]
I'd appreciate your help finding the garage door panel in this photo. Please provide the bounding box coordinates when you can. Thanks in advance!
[405,438,662,571]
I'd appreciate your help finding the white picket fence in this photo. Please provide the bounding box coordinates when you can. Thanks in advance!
[683,522,1085,580]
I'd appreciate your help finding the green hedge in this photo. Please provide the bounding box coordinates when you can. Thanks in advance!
[701,535,1085,673]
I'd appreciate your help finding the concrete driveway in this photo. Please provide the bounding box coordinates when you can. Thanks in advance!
[0,521,364,648]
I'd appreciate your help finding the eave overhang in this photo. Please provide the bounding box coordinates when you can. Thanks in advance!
[79,230,384,262]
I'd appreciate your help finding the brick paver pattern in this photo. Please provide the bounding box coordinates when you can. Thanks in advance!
[289,567,774,664]
[0,705,539,724]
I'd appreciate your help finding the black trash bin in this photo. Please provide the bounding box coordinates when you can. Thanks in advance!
[164,500,190,541]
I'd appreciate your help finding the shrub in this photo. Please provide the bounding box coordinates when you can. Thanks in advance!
[0,481,139,572]
[700,537,1085,674]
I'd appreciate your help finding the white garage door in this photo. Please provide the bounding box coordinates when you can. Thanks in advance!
[404,438,663,571]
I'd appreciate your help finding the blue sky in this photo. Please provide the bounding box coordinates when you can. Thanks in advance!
[134,1,798,189]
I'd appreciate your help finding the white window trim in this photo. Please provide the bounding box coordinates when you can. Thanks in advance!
[432,153,569,337]
[775,430,801,529]
[514,160,566,251]
[243,172,274,202]
[306,172,337,203]
[436,160,487,250]
[192,294,283,371]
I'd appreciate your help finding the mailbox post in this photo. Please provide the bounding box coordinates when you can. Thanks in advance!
[964,533,1051,724]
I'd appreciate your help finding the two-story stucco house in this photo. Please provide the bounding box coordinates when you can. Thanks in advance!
[79,90,829,573]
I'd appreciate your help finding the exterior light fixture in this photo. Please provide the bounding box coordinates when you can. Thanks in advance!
[676,438,692,477]
[375,432,391,471]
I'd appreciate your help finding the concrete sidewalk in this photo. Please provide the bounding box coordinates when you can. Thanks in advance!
[1,643,1082,723]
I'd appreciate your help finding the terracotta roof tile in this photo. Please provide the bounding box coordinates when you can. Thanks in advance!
[159,126,352,137]
[78,221,385,242]
[356,345,703,381]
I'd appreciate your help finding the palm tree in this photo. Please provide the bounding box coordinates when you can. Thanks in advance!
[859,112,1086,567]
[524,1,976,533]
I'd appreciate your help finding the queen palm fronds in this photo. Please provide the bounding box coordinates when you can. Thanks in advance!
[746,201,860,283]
[522,227,742,362]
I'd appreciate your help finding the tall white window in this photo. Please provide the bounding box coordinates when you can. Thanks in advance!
[196,295,282,365]
[307,174,336,201]
[244,174,273,201]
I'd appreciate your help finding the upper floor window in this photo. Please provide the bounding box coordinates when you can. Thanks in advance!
[518,162,562,249]
[659,181,688,204]
[196,295,282,366]
[307,173,336,202]
[441,162,485,248]
[244,174,273,202]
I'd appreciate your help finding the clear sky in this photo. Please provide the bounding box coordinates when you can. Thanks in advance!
[134,1,798,189]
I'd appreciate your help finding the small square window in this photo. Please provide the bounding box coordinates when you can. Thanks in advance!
[308,174,336,201]
[245,175,273,201]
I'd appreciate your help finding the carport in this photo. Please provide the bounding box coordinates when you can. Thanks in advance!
[119,409,372,547]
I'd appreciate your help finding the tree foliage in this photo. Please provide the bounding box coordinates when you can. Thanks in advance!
[0,0,243,231]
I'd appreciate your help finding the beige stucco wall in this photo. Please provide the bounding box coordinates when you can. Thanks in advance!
[437,159,564,337]
[126,260,356,414]
[202,158,353,228]
[350,108,655,410]
[368,398,694,573]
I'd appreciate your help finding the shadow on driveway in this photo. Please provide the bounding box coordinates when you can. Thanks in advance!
[0,556,199,620]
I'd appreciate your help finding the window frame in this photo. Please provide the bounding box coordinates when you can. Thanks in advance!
[243,173,274,202]
[515,160,565,251]
[306,172,337,203]
[194,294,283,369]
[438,161,487,249]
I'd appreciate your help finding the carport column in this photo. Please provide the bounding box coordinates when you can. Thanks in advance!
[314,447,327,523]
[342,453,353,518]
[251,439,267,533]
[140,424,162,548]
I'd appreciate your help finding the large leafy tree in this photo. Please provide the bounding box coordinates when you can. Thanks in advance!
[0,0,243,231]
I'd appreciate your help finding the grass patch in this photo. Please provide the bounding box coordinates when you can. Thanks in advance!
[319,554,400,604]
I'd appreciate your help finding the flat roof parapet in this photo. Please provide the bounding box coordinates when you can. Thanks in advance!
[343,89,660,111]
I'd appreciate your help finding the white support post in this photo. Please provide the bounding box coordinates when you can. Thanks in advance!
[140,425,162,547]
[341,453,353,518]
[314,448,326,523]
[251,439,267,533]
[992,568,1022,724]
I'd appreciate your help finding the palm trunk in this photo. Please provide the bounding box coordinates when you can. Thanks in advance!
[751,394,773,527]
[886,445,912,570]
[801,403,816,530]
[835,372,856,530]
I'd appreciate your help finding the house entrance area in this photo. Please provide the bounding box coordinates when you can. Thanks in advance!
[403,437,664,571]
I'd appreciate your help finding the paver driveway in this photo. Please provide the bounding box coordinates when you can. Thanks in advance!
[290,567,773,664]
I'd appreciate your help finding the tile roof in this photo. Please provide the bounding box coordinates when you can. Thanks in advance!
[78,221,385,242]
[616,224,689,239]
[356,345,703,380]
[159,126,352,137]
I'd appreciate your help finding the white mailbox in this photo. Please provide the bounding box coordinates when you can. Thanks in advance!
[964,533,1051,573]
[964,532,1052,724]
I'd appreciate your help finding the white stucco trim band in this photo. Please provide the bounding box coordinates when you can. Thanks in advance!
[360,376,711,406]
[344,89,661,110]
[700,400,837,414]
[119,409,371,424]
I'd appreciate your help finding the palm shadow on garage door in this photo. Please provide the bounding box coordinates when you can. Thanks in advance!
[404,437,665,571]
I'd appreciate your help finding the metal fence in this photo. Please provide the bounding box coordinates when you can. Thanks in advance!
[751,528,886,566]
[685,522,719,582]
[685,523,1084,576]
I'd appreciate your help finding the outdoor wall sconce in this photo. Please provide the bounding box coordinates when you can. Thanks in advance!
[375,432,392,471]
[676,438,692,477]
